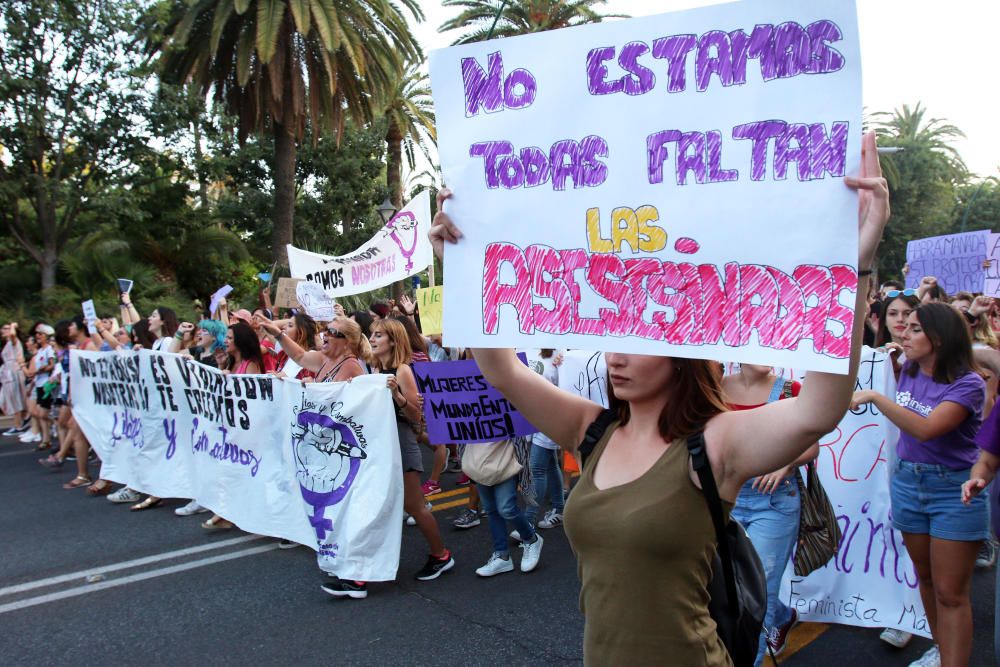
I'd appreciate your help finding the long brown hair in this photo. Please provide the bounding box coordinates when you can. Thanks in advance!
[905,302,977,384]
[608,357,729,442]
[370,318,412,370]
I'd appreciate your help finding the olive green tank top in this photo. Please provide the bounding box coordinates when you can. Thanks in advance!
[563,421,733,666]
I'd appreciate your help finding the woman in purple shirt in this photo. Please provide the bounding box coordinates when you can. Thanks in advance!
[853,302,987,667]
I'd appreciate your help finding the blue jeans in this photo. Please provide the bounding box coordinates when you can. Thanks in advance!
[730,477,800,667]
[477,476,536,556]
[524,444,564,525]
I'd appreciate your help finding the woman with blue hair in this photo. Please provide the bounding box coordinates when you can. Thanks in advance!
[172,319,228,368]
[172,318,231,518]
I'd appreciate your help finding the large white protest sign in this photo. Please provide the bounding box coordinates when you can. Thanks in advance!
[430,0,862,374]
[287,190,432,297]
[69,349,403,582]
[779,347,928,636]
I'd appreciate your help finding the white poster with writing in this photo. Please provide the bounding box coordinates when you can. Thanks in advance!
[287,190,432,298]
[69,349,403,582]
[779,347,928,636]
[430,0,862,373]
[557,350,609,408]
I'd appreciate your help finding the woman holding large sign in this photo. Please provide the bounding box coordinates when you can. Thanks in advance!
[429,131,889,665]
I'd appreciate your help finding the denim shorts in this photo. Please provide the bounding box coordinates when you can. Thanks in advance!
[890,459,989,541]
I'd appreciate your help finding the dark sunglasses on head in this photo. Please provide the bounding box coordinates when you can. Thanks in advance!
[326,328,346,339]
[885,289,917,298]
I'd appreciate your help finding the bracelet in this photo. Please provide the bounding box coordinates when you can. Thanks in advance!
[276,330,285,339]
[857,269,874,277]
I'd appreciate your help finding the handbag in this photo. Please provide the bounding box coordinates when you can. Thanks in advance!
[579,411,766,666]
[793,462,842,576]
[461,439,523,486]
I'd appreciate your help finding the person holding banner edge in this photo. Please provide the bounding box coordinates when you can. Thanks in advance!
[429,130,889,665]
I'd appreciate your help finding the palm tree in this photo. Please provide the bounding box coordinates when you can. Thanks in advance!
[384,65,437,211]
[870,102,967,188]
[148,0,423,265]
[439,0,627,44]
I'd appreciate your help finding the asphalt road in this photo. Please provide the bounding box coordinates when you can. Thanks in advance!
[2,434,995,666]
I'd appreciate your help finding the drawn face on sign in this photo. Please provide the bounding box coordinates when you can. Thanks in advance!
[291,400,367,541]
[383,210,419,272]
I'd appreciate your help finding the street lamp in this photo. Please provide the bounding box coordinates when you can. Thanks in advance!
[377,196,397,225]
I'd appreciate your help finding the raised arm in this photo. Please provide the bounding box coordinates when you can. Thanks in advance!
[707,130,890,496]
[254,314,326,372]
[429,190,604,451]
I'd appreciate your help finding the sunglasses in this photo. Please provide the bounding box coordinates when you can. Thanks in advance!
[885,289,917,298]
[325,328,346,339]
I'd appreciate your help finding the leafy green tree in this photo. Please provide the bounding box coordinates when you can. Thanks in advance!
[950,178,1000,235]
[439,0,626,44]
[148,0,424,265]
[0,0,148,290]
[870,103,969,278]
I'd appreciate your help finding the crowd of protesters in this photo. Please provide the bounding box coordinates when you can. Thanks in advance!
[2,149,998,666]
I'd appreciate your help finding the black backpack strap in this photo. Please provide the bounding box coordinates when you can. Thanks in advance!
[686,430,739,614]
[578,408,616,466]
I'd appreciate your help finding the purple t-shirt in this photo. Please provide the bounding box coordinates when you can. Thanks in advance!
[894,363,985,469]
[975,407,1000,536]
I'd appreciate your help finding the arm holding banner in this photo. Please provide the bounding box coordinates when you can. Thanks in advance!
[709,131,889,496]
[851,390,970,442]
[430,132,890,495]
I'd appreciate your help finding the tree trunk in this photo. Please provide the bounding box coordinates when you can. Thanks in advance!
[386,118,405,299]
[193,119,209,209]
[272,120,297,267]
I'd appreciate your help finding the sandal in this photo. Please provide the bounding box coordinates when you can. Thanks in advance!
[130,496,163,511]
[39,454,64,469]
[35,443,52,452]
[86,480,114,497]
[63,476,92,489]
[201,517,235,530]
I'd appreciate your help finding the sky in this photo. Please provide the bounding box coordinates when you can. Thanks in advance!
[414,0,998,179]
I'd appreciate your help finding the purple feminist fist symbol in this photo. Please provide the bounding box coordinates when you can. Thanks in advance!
[384,210,419,272]
[292,410,366,541]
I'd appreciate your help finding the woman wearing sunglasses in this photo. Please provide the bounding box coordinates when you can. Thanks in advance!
[255,314,370,383]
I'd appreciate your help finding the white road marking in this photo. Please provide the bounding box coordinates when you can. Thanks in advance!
[0,543,279,615]
[0,534,266,597]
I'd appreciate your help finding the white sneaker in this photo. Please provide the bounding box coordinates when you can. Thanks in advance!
[19,432,40,443]
[908,645,940,667]
[880,627,913,648]
[108,487,142,503]
[175,500,208,516]
[519,534,544,572]
[475,552,514,577]
[538,508,564,529]
[509,530,522,542]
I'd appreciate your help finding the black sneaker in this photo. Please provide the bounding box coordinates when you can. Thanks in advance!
[321,578,368,599]
[415,550,455,581]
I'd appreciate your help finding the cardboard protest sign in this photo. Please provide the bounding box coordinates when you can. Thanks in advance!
[413,355,538,444]
[274,277,304,309]
[780,347,928,637]
[417,286,443,335]
[983,234,1000,298]
[209,284,233,316]
[296,281,335,321]
[287,191,433,298]
[429,0,862,374]
[81,299,98,334]
[69,349,404,582]
[905,230,990,295]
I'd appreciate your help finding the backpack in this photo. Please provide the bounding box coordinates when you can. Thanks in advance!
[579,410,767,667]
